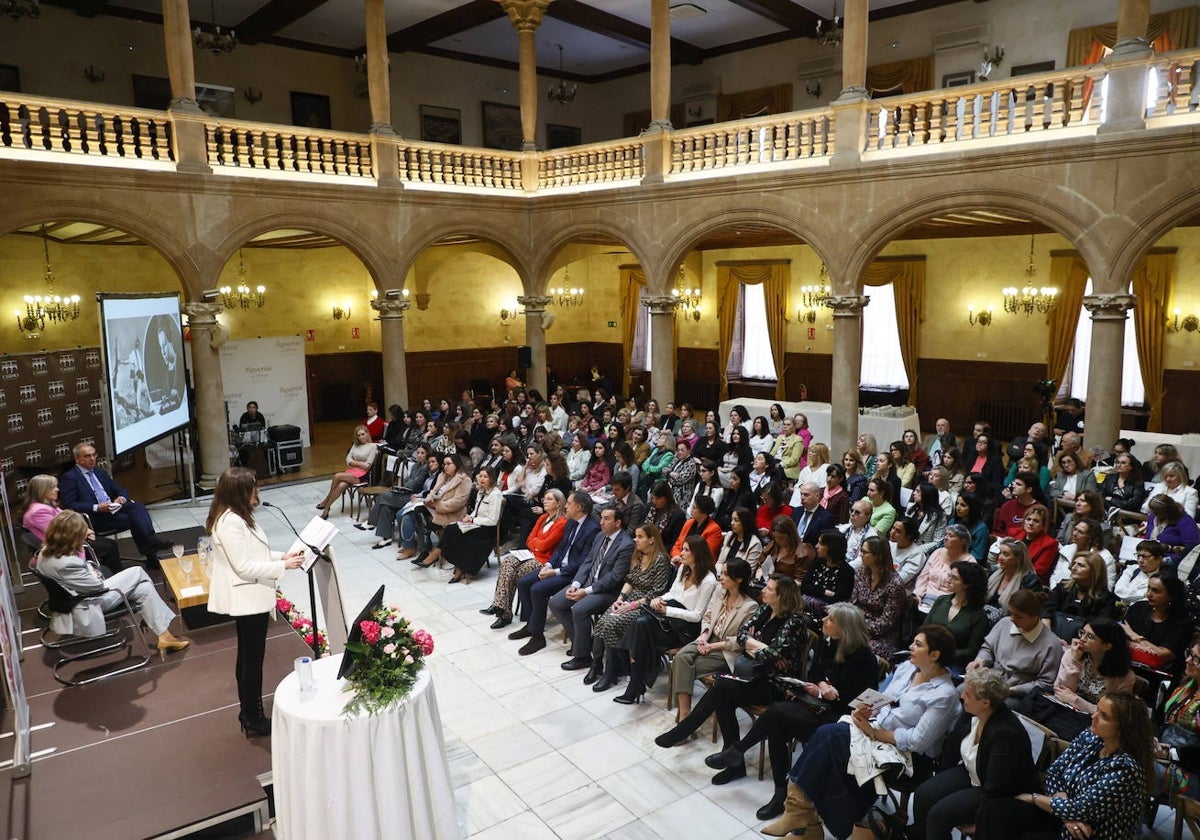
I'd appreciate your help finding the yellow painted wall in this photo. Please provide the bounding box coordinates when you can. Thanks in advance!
[1154,228,1200,371]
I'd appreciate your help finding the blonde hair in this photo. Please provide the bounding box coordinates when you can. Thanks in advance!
[43,510,88,559]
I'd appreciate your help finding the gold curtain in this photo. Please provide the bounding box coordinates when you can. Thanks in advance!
[1046,254,1091,393]
[716,83,794,122]
[619,266,647,397]
[866,56,934,94]
[863,257,925,405]
[716,262,790,400]
[1132,251,1176,431]
[1067,6,1198,66]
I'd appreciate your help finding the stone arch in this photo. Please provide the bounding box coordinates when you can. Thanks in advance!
[843,189,1103,292]
[531,220,655,292]
[0,203,198,295]
[212,211,393,292]
[654,207,833,295]
[1107,185,1200,285]
[397,223,532,293]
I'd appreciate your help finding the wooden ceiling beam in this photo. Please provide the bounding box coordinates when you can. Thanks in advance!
[235,0,334,46]
[546,0,705,65]
[386,0,507,53]
[725,0,820,31]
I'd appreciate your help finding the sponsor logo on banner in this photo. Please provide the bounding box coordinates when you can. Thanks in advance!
[8,415,23,433]
[84,350,101,367]
[19,385,35,404]
[54,443,71,460]
[1,361,17,380]
[58,353,76,371]
[89,399,102,416]
[36,408,52,425]
[65,403,81,421]
[75,377,90,394]
[48,380,65,399]
[0,389,5,408]
[30,357,48,375]
[24,448,41,464]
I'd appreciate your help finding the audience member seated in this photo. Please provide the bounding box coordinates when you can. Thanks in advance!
[1005,440,1051,495]
[440,466,503,584]
[654,574,808,788]
[856,433,879,479]
[665,557,758,719]
[852,534,908,658]
[58,442,169,567]
[989,692,1153,840]
[790,481,835,557]
[356,443,433,548]
[550,507,635,670]
[1050,450,1099,503]
[716,507,763,575]
[615,534,718,703]
[1055,489,1109,544]
[842,449,870,503]
[611,442,641,495]
[866,477,898,537]
[1100,452,1148,514]
[1021,620,1135,740]
[762,625,959,839]
[21,474,122,575]
[801,529,855,616]
[1113,539,1166,603]
[906,482,947,552]
[962,472,997,529]
[1146,494,1200,565]
[871,451,904,508]
[482,489,567,628]
[666,440,698,508]
[314,425,378,520]
[948,491,989,562]
[888,439,918,489]
[691,421,726,466]
[795,442,832,491]
[670,495,723,560]
[606,472,646,534]
[1143,460,1197,518]
[842,499,875,565]
[755,482,793,539]
[1007,420,1050,464]
[924,561,991,670]
[500,443,550,548]
[362,401,385,441]
[1121,574,1193,672]
[565,434,591,486]
[1044,550,1120,640]
[819,463,851,526]
[508,491,600,655]
[1050,518,1118,590]
[969,589,1061,707]
[922,418,959,464]
[987,537,1044,612]
[645,481,687,551]
[37,510,189,657]
[1159,634,1200,801]
[890,518,927,590]
[909,667,1037,840]
[410,453,472,568]
[916,524,973,612]
[640,430,677,496]
[992,471,1041,536]
[771,417,804,481]
[1017,504,1060,585]
[393,451,444,560]
[706,603,878,821]
[577,439,612,495]
[760,516,804,582]
[967,432,1006,492]
[903,429,930,475]
[1144,442,1181,483]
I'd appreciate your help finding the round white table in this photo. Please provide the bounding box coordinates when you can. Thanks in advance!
[272,655,461,840]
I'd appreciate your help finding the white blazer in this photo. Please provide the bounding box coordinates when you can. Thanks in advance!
[207,510,286,617]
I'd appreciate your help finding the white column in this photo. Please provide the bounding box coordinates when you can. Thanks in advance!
[371,296,411,409]
[644,294,679,403]
[828,294,870,457]
[518,294,552,397]
[1082,293,1136,450]
[183,302,229,489]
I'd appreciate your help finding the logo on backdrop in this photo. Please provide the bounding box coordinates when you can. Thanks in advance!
[0,361,17,380]
[36,408,52,425]
[58,353,76,372]
[84,351,101,368]
[65,403,81,421]
[48,380,65,399]
[30,357,48,376]
[7,415,22,434]
[19,385,36,404]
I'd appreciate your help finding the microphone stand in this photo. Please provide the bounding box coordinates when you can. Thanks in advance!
[262,501,328,657]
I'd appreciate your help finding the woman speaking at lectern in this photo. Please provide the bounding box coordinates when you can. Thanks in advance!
[207,467,305,738]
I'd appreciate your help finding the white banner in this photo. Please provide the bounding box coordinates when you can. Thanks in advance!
[220,336,310,444]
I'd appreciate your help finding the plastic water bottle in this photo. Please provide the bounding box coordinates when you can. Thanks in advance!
[295,656,315,701]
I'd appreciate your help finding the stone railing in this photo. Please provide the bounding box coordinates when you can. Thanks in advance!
[397,141,524,191]
[0,94,173,164]
[538,138,644,190]
[866,64,1109,153]
[669,110,834,175]
[205,119,373,178]
[1146,47,1200,122]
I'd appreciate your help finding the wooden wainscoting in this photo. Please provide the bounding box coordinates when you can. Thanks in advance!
[306,352,383,423]
[1161,369,1200,434]
[784,352,833,402]
[547,342,625,390]
[917,358,1046,439]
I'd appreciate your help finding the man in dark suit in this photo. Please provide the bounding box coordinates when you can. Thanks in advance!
[790,482,835,561]
[510,491,600,656]
[58,442,167,566]
[550,507,634,671]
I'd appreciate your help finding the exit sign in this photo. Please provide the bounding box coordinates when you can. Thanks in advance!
[607,320,617,328]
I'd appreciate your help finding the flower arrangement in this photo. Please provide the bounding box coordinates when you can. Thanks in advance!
[275,591,329,657]
[342,605,435,716]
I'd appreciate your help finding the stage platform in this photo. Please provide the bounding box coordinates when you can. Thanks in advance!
[1,569,311,840]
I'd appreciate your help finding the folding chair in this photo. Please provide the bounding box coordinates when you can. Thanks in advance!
[356,454,399,522]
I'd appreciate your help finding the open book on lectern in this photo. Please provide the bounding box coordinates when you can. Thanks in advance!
[289,516,339,572]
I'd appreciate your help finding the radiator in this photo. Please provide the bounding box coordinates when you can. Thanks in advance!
[971,399,1036,443]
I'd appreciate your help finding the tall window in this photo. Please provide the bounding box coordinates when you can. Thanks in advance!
[1067,279,1145,406]
[631,286,651,371]
[739,283,777,380]
[860,287,909,389]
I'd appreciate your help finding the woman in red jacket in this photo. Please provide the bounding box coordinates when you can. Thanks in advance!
[481,488,568,628]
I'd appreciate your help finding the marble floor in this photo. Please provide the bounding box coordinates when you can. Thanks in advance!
[143,480,1183,840]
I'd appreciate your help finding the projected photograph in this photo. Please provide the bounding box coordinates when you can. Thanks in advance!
[99,294,191,456]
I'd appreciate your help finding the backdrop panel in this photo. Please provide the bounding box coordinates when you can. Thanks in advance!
[220,336,310,443]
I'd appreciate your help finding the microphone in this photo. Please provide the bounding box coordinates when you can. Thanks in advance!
[261,500,330,563]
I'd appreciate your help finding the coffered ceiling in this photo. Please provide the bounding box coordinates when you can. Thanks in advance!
[51,0,978,82]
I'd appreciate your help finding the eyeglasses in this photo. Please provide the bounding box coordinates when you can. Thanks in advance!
[1187,652,1200,666]
[1079,631,1098,642]
[1135,552,1156,559]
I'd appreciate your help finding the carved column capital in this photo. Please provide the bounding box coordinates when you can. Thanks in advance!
[826,294,871,316]
[184,301,224,327]
[517,294,553,313]
[497,0,552,32]
[370,298,411,320]
[1083,293,1136,320]
[643,295,681,316]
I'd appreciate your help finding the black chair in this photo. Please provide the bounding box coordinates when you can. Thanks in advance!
[31,564,151,687]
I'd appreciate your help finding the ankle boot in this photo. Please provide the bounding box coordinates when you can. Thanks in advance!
[593,648,622,691]
[755,783,789,821]
[655,710,704,748]
[761,782,820,836]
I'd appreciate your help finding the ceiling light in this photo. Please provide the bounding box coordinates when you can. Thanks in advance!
[670,3,706,20]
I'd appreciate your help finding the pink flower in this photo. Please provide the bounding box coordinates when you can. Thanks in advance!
[380,626,395,639]
[304,633,314,645]
[383,643,396,655]
[292,618,311,630]
[413,629,435,656]
[404,655,414,665]
[359,620,381,645]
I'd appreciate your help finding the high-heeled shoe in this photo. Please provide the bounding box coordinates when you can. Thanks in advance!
[479,605,498,616]
[613,684,644,705]
[156,634,190,660]
[238,714,271,738]
[420,548,442,568]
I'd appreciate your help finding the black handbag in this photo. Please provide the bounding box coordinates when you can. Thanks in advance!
[1051,612,1087,642]
[731,653,767,682]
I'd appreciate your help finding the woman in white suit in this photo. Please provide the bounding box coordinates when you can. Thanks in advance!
[207,467,305,737]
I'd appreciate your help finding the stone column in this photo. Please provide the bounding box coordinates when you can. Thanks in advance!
[184,302,228,489]
[1101,0,1153,133]
[828,294,870,456]
[499,1,550,151]
[829,0,870,164]
[371,296,411,409]
[1115,0,1152,53]
[642,0,674,184]
[517,294,552,397]
[364,0,402,186]
[644,295,679,403]
[1082,293,1136,450]
[161,0,211,173]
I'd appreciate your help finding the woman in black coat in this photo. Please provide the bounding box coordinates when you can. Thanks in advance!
[909,667,1037,840]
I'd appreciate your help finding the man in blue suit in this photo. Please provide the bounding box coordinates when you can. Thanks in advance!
[790,482,835,562]
[58,442,167,567]
[510,491,600,656]
[549,506,634,672]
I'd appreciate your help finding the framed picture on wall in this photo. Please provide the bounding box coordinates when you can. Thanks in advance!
[942,71,976,88]
[0,64,20,93]
[481,101,522,150]
[546,123,581,149]
[419,105,462,145]
[1012,60,1056,77]
[291,91,332,130]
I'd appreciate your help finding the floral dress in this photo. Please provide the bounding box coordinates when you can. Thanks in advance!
[666,456,698,510]
[1037,730,1146,840]
[851,567,908,659]
[594,552,672,648]
[1164,678,1200,798]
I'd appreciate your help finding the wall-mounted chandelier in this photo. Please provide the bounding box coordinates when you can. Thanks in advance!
[220,250,266,309]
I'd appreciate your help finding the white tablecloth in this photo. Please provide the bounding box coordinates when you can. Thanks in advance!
[272,656,460,840]
[718,398,920,450]
[1121,429,1200,479]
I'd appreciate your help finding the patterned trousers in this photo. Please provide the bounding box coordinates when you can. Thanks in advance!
[490,556,541,617]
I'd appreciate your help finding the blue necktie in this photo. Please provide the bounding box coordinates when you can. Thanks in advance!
[86,469,110,504]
